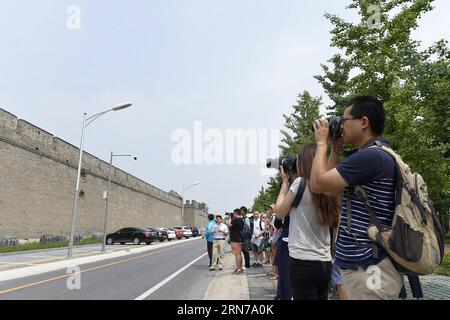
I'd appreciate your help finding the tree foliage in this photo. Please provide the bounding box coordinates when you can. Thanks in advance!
[252,0,449,230]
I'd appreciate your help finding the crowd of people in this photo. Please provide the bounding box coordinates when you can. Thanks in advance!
[204,96,427,300]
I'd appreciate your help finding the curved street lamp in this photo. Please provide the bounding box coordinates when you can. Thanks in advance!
[67,102,133,259]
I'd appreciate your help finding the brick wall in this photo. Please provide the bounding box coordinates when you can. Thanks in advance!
[0,108,184,239]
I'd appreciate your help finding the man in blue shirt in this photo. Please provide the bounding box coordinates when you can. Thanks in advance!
[204,214,216,268]
[310,96,403,300]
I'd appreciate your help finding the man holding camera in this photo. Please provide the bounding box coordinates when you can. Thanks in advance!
[310,96,403,300]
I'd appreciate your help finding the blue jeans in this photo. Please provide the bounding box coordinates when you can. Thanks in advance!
[331,262,343,287]
[276,241,292,300]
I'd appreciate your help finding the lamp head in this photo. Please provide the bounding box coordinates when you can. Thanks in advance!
[112,102,133,111]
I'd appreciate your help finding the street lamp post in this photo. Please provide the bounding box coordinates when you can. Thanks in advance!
[67,102,133,259]
[181,182,200,226]
[101,152,137,252]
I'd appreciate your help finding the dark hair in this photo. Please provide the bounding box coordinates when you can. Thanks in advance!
[234,208,240,214]
[297,143,341,230]
[208,214,214,221]
[216,215,223,220]
[346,96,385,135]
[240,206,248,213]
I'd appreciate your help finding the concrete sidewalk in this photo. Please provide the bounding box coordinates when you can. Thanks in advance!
[203,244,277,300]
[203,254,250,300]
[203,246,450,300]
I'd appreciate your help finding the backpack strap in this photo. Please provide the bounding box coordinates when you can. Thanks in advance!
[346,188,353,237]
[370,144,428,224]
[292,178,307,208]
[354,186,384,259]
[374,140,383,148]
[343,188,360,245]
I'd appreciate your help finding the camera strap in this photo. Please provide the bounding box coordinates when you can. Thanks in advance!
[292,178,307,208]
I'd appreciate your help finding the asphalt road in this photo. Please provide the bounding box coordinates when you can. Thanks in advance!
[0,239,213,300]
[0,242,178,270]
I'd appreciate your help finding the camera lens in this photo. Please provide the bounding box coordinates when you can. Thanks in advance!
[266,158,280,169]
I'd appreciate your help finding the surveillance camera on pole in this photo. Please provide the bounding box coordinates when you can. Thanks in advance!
[101,151,138,252]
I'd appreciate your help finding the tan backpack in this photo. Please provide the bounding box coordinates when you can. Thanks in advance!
[354,141,445,275]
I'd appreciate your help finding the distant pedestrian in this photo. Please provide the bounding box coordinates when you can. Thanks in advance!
[260,213,271,264]
[204,213,216,267]
[267,204,280,280]
[240,206,251,269]
[273,215,291,300]
[210,215,228,271]
[227,211,245,274]
[250,211,266,267]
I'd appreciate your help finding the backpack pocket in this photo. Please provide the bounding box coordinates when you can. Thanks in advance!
[388,216,424,263]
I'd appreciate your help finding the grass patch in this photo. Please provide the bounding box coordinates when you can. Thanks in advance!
[0,237,102,254]
[435,252,450,277]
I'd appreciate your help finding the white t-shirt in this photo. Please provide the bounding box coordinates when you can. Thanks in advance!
[288,177,332,262]
[212,223,228,239]
[251,218,265,246]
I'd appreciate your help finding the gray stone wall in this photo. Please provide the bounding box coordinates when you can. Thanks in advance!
[183,200,208,228]
[0,108,185,239]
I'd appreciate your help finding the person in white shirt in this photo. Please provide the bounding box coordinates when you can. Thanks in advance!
[251,211,266,268]
[210,215,229,271]
[276,143,340,300]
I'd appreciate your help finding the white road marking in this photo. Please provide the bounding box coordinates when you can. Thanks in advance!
[134,252,208,300]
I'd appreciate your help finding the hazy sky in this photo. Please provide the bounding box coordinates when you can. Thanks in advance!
[1,0,449,216]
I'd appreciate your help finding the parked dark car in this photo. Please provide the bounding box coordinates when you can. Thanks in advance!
[105,228,158,245]
[148,227,168,242]
[191,226,199,237]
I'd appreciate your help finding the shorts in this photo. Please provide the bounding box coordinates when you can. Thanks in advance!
[340,257,403,300]
[230,242,242,255]
[252,242,264,253]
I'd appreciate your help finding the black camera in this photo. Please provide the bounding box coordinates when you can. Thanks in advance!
[266,156,297,176]
[312,116,343,139]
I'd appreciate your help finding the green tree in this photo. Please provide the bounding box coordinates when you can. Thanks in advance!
[317,0,449,229]
[252,0,449,231]
[251,92,323,211]
[251,186,269,212]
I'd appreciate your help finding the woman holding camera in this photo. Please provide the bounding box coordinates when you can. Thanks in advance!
[276,143,340,300]
[227,212,244,274]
